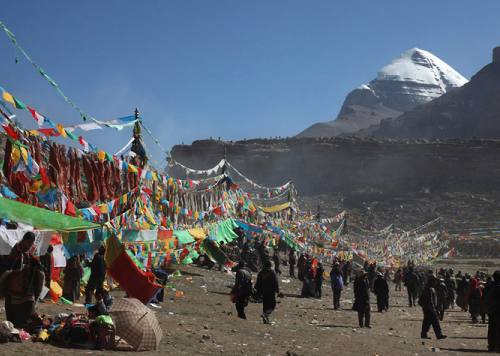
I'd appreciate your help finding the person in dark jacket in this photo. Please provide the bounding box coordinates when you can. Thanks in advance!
[404,267,419,307]
[486,271,500,352]
[436,278,449,321]
[394,268,403,291]
[331,263,344,310]
[444,271,456,309]
[231,261,253,319]
[297,254,306,281]
[353,270,371,328]
[315,262,324,299]
[255,260,281,324]
[288,250,296,278]
[85,245,106,304]
[5,232,45,329]
[62,255,84,302]
[373,272,389,312]
[419,274,446,340]
[467,277,482,324]
[40,245,53,290]
[456,275,469,311]
[342,260,352,286]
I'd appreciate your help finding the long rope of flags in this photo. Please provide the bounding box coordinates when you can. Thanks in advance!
[0,20,171,158]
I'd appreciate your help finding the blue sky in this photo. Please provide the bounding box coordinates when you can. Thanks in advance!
[1,1,499,166]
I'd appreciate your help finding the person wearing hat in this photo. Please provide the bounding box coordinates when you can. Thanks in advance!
[255,260,281,324]
[4,231,45,329]
[231,261,253,319]
[418,273,446,340]
[353,270,371,328]
[373,271,389,312]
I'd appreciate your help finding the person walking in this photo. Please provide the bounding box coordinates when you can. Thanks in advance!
[288,250,296,278]
[255,260,281,324]
[456,275,469,311]
[40,245,54,291]
[353,270,371,328]
[342,260,352,286]
[467,276,483,324]
[85,245,106,304]
[315,262,324,299]
[436,278,449,321]
[62,255,84,302]
[330,263,344,310]
[419,274,446,340]
[394,268,403,291]
[231,261,253,319]
[444,271,456,309]
[373,272,389,312]
[485,271,500,352]
[297,254,306,281]
[404,266,419,307]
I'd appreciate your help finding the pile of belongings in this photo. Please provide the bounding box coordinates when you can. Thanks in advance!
[0,297,161,351]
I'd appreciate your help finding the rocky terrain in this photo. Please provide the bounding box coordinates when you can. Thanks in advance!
[171,137,500,249]
[2,263,498,355]
[298,48,467,137]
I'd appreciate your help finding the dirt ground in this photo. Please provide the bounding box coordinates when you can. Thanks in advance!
[1,258,498,356]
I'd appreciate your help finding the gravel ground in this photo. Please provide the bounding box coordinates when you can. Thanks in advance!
[0,259,496,355]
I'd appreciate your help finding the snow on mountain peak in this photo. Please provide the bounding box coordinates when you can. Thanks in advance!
[376,48,468,91]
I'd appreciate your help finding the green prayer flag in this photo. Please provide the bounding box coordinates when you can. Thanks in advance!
[0,196,100,232]
[13,97,26,109]
[174,230,194,245]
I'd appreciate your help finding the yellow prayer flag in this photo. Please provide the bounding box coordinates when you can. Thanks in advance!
[128,164,138,173]
[99,203,109,214]
[56,124,67,138]
[10,146,21,164]
[20,146,28,163]
[97,150,106,162]
[2,91,15,105]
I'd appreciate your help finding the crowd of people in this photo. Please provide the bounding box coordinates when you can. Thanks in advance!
[225,238,500,353]
[1,230,500,352]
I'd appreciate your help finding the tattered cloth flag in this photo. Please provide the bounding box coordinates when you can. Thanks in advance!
[104,234,162,304]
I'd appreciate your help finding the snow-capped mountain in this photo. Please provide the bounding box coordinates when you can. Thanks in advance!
[298,48,468,137]
[369,47,500,139]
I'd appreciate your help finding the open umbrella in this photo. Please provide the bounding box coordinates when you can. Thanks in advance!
[110,298,162,351]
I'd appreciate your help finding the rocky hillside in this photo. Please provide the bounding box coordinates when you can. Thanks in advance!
[171,137,500,236]
[298,48,467,137]
[171,138,500,198]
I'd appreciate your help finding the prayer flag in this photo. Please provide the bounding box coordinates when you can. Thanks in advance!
[27,107,45,126]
